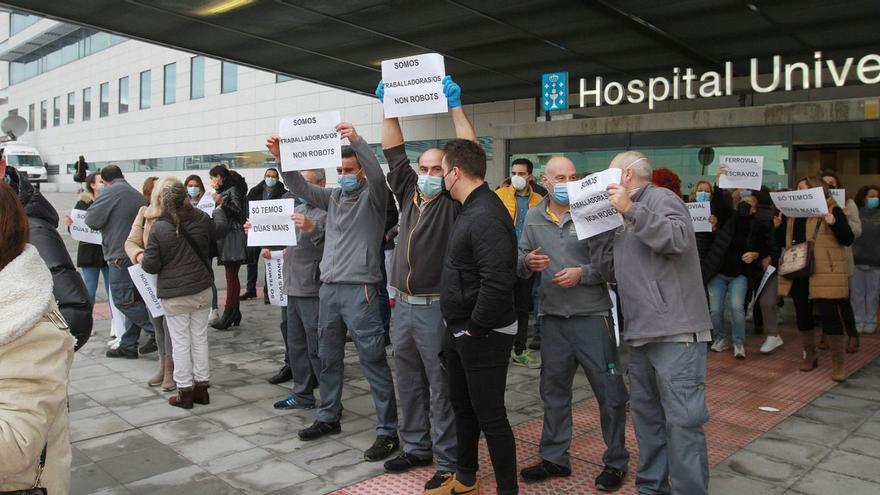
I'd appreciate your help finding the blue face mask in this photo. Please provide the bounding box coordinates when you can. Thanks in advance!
[338,175,360,192]
[867,197,880,209]
[551,183,569,204]
[417,174,442,197]
[97,183,106,193]
[187,186,200,198]
[265,177,277,188]
[695,191,711,202]
[739,190,753,198]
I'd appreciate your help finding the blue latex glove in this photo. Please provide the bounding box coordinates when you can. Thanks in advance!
[375,80,384,103]
[443,75,462,109]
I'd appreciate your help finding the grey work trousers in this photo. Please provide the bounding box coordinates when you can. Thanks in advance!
[316,283,398,436]
[391,298,457,471]
[539,315,629,471]
[286,296,321,405]
[629,341,709,495]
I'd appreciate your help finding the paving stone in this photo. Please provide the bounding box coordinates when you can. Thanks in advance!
[187,390,247,414]
[231,416,306,444]
[124,465,214,495]
[792,404,868,430]
[789,468,880,495]
[146,476,240,495]
[708,469,787,495]
[283,440,359,476]
[113,398,194,427]
[742,434,832,467]
[836,434,880,459]
[69,411,134,442]
[815,449,880,481]
[218,459,318,494]
[202,403,280,429]
[87,386,158,409]
[96,445,193,484]
[339,392,381,417]
[225,382,290,401]
[266,476,340,495]
[75,429,166,462]
[768,417,851,447]
[809,392,880,416]
[172,430,256,464]
[70,463,121,494]
[716,449,809,487]
[69,393,101,411]
[830,382,880,403]
[140,416,224,445]
[854,418,880,439]
[199,447,277,475]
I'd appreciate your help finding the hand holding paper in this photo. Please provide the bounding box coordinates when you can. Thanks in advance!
[266,135,281,159]
[292,212,315,233]
[442,75,462,109]
[607,183,633,214]
[375,80,385,103]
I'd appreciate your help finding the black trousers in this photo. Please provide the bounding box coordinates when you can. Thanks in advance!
[513,274,536,354]
[790,279,844,335]
[444,331,518,493]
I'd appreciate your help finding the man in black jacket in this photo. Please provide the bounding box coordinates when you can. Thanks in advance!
[1,152,93,350]
[243,167,288,301]
[439,139,519,495]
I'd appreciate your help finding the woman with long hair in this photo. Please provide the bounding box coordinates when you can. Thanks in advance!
[208,165,248,330]
[65,172,109,305]
[851,185,880,335]
[184,174,219,323]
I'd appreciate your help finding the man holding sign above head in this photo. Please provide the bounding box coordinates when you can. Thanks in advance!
[517,157,630,492]
[588,151,712,495]
[374,76,471,492]
[267,122,400,462]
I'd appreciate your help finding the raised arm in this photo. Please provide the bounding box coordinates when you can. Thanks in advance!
[340,124,388,211]
[443,76,477,142]
[267,135,333,211]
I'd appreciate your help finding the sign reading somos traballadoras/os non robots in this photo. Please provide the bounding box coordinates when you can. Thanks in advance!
[559,52,879,110]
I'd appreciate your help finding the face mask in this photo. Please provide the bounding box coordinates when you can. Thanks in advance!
[442,170,457,201]
[338,175,360,192]
[695,191,710,202]
[417,174,442,197]
[739,190,753,198]
[511,175,527,191]
[737,202,753,216]
[551,183,569,204]
[295,197,307,206]
[867,197,880,209]
[187,186,200,198]
[265,177,277,188]
[97,184,106,193]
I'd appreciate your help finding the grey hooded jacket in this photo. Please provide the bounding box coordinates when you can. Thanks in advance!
[84,178,146,261]
[283,200,327,297]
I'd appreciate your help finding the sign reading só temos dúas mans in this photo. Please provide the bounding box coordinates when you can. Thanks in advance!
[381,53,448,118]
[247,199,297,247]
[278,111,341,171]
[264,250,287,307]
[70,208,103,245]
[770,187,829,218]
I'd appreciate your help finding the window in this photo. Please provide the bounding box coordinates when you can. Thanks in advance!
[10,13,39,36]
[40,100,47,129]
[276,74,294,83]
[9,28,126,85]
[118,76,129,114]
[140,70,151,109]
[28,104,35,131]
[99,82,110,117]
[190,56,205,99]
[221,61,237,93]
[8,109,17,117]
[53,96,61,126]
[82,88,92,121]
[67,92,75,123]
[163,63,176,105]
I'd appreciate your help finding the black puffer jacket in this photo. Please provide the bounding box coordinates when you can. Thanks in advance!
[440,183,517,337]
[72,193,107,268]
[216,171,248,264]
[7,167,92,350]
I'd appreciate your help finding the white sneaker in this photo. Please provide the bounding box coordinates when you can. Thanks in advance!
[733,343,746,359]
[109,339,120,350]
[106,337,119,348]
[710,338,730,352]
[863,325,876,334]
[208,308,219,325]
[760,335,784,354]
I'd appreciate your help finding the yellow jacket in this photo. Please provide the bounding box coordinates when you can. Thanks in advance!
[496,185,543,225]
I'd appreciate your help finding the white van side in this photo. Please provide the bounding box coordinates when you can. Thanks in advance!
[1,142,48,183]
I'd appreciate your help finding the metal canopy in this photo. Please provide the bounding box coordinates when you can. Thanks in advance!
[2,0,878,104]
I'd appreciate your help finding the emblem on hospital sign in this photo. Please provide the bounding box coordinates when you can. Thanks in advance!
[541,72,568,111]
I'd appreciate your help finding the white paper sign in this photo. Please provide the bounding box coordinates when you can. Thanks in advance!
[128,264,164,317]
[247,199,297,247]
[265,251,287,307]
[381,53,448,118]
[70,209,103,245]
[609,288,620,347]
[770,187,829,218]
[567,168,624,240]
[686,201,713,233]
[719,155,764,190]
[830,188,845,207]
[196,189,216,216]
[278,111,341,171]
[747,266,777,319]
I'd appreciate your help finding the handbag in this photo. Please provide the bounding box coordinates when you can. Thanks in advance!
[218,220,247,263]
[0,445,48,495]
[778,219,822,280]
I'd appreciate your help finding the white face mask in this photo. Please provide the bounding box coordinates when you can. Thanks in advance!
[511,175,527,191]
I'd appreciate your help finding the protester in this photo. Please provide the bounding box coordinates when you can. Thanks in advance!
[753,187,784,354]
[85,165,155,358]
[0,182,75,495]
[126,177,175,390]
[376,76,471,492]
[517,157,630,491]
[2,149,93,350]
[268,122,400,462]
[440,138,519,495]
[652,167,682,197]
[73,155,89,187]
[243,167,288,302]
[589,151,712,495]
[185,174,220,324]
[142,178,228,408]
[688,180,715,280]
[777,176,854,381]
[65,172,109,306]
[208,166,248,330]
[851,185,880,334]
[496,157,543,368]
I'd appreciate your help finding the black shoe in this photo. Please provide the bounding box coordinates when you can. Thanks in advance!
[106,347,138,359]
[267,365,292,384]
[298,420,341,441]
[520,459,572,482]
[240,290,257,300]
[212,307,242,330]
[423,470,454,490]
[364,434,400,462]
[528,335,541,350]
[383,451,433,473]
[263,296,270,305]
[138,336,157,354]
[595,466,626,492]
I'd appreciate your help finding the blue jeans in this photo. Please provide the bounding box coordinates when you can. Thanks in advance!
[107,258,156,352]
[707,274,748,345]
[81,266,109,305]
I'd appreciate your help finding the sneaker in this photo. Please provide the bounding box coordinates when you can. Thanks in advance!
[383,451,433,473]
[422,471,454,491]
[106,347,138,359]
[521,459,572,482]
[759,335,784,354]
[710,338,730,353]
[240,290,257,300]
[423,474,477,495]
[528,335,541,350]
[267,365,293,384]
[511,350,541,369]
[273,395,315,410]
[138,336,157,354]
[595,465,626,492]
[298,420,341,441]
[733,343,746,359]
[864,325,877,334]
[106,337,119,347]
[364,434,400,462]
[208,308,219,325]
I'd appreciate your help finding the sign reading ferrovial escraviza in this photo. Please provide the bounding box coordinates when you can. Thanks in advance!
[278,112,341,171]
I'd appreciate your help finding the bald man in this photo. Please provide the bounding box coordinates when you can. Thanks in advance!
[589,151,712,495]
[517,157,629,491]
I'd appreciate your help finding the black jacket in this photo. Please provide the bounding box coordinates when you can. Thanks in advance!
[72,194,107,268]
[7,167,93,350]
[440,182,517,337]
[216,171,248,264]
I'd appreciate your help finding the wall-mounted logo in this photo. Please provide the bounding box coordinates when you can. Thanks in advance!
[541,72,568,111]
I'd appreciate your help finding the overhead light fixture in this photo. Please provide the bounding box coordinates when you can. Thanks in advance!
[195,0,257,16]
[745,2,760,13]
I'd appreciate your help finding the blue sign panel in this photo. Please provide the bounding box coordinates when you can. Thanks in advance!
[541,72,568,111]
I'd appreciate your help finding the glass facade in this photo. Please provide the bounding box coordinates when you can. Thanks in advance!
[28,104,35,131]
[82,88,92,121]
[67,92,75,123]
[190,56,205,99]
[99,82,110,117]
[9,28,126,85]
[276,74,294,83]
[10,13,39,35]
[221,61,237,93]
[53,96,61,126]
[140,70,151,109]
[164,63,176,105]
[118,76,129,114]
[40,100,47,129]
